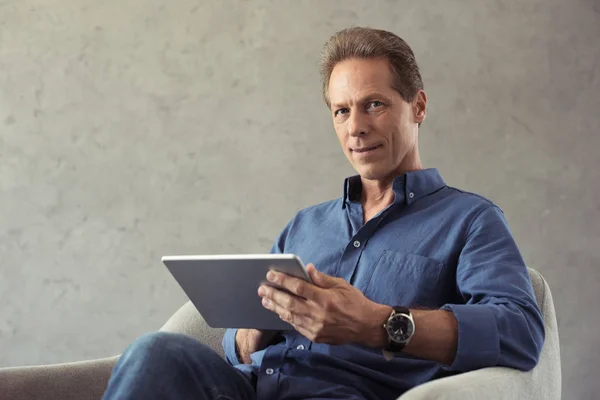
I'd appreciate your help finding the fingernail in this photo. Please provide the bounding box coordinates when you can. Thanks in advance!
[267,271,276,282]
[262,298,271,307]
[258,286,266,296]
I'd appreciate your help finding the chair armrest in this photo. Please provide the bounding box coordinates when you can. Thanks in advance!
[398,366,543,400]
[159,301,225,358]
[0,356,118,400]
[0,302,224,400]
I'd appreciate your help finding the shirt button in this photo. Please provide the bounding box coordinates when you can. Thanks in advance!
[265,368,274,375]
[408,192,415,199]
[353,240,361,248]
[296,344,305,350]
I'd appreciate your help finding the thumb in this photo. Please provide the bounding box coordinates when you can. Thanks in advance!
[307,264,338,288]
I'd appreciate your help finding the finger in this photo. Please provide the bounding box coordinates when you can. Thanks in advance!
[292,320,316,339]
[260,287,333,343]
[260,288,321,331]
[262,295,296,325]
[292,319,332,344]
[261,286,311,317]
[266,270,319,300]
[306,264,339,289]
[262,296,316,335]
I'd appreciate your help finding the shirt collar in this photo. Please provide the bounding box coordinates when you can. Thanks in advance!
[342,168,446,209]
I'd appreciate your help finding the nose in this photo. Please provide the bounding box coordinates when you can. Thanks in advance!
[347,111,368,137]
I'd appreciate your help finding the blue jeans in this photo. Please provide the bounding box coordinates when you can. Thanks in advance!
[102,332,256,400]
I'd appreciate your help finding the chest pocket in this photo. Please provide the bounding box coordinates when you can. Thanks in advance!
[363,250,444,308]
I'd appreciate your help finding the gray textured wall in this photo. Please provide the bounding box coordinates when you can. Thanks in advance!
[1,0,599,398]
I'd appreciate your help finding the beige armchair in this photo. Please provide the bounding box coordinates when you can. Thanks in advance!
[0,268,561,400]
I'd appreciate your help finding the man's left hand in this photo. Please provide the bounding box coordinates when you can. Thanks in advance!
[257,264,391,347]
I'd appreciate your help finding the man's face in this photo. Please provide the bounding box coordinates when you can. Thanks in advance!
[328,58,426,182]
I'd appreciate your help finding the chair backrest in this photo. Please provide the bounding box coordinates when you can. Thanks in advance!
[160,267,561,398]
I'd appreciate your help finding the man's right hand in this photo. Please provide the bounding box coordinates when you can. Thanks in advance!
[235,329,279,364]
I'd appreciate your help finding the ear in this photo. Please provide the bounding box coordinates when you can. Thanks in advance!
[413,90,427,125]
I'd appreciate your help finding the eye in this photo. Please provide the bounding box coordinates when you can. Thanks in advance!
[334,108,349,117]
[368,100,383,109]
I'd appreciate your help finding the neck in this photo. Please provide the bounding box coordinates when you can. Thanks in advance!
[360,150,423,208]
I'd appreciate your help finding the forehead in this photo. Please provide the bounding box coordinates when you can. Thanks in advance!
[328,58,395,105]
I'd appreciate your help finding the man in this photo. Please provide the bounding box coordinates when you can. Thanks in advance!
[102,27,544,400]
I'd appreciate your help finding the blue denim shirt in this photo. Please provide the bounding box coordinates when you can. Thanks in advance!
[222,168,544,400]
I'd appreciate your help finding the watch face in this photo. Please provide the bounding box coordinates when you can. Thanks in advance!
[387,314,414,343]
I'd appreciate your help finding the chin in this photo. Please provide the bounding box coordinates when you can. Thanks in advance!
[354,165,390,181]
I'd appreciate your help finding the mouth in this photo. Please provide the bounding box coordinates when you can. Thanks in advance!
[351,145,382,154]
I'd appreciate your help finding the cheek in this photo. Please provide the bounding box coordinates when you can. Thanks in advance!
[390,116,411,142]
[377,121,399,147]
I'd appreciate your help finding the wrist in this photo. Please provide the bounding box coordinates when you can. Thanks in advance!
[234,330,243,362]
[235,329,251,364]
[362,303,393,348]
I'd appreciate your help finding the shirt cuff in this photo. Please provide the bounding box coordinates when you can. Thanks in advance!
[222,328,241,366]
[441,304,500,372]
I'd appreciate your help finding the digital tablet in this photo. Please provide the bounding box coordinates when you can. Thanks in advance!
[162,254,312,330]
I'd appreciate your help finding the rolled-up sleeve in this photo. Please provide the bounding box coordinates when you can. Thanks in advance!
[222,328,241,366]
[441,205,545,372]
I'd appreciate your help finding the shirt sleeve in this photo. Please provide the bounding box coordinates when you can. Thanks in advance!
[222,328,241,366]
[440,205,545,372]
[221,219,294,365]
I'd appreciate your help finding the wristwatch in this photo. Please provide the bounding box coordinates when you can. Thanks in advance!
[383,306,415,352]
